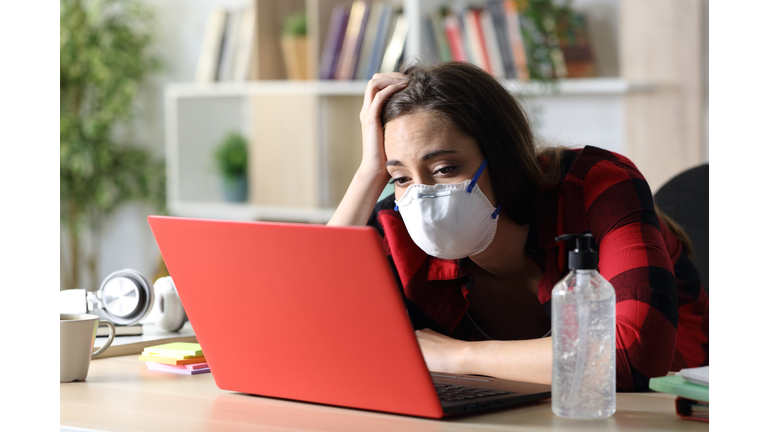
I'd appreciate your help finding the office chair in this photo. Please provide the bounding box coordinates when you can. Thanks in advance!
[653,163,709,294]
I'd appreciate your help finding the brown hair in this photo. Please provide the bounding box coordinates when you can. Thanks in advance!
[380,62,696,257]
[381,62,547,225]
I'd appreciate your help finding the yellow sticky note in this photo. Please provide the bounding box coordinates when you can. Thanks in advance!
[140,351,201,360]
[143,342,203,358]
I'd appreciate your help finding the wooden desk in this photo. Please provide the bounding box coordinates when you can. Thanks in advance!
[61,355,706,432]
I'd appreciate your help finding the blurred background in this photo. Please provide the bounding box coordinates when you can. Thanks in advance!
[60,0,709,292]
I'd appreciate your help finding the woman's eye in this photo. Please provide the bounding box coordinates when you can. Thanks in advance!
[388,177,411,187]
[434,166,457,176]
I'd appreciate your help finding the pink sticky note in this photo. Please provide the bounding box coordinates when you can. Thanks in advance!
[147,362,211,375]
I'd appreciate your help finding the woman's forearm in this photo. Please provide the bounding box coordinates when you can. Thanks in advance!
[327,165,390,226]
[460,337,552,384]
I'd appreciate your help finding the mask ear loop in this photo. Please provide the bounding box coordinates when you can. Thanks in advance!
[466,160,501,219]
[465,160,488,193]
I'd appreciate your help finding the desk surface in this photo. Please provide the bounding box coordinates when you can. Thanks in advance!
[60,355,706,432]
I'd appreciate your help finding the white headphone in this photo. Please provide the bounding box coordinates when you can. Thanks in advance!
[152,276,188,332]
[59,268,188,332]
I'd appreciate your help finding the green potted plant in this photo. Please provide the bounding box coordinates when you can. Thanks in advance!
[60,0,165,291]
[214,132,249,202]
[281,11,308,80]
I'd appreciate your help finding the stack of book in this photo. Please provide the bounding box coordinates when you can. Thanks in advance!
[139,342,211,375]
[649,366,709,423]
[424,0,596,81]
[195,6,256,83]
[319,1,408,80]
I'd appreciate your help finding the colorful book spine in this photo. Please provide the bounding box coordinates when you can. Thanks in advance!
[430,11,452,62]
[319,5,350,80]
[379,11,408,73]
[503,0,529,81]
[480,8,504,77]
[443,14,467,62]
[465,8,491,73]
[355,2,383,80]
[195,8,228,83]
[362,3,393,79]
[335,0,371,80]
[487,0,516,78]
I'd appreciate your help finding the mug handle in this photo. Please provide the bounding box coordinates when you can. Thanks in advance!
[92,320,116,359]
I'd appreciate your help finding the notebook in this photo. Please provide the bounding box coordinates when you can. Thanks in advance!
[147,216,551,418]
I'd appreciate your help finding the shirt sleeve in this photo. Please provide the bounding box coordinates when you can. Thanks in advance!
[576,153,678,391]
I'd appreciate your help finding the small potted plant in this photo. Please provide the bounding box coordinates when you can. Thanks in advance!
[213,132,249,202]
[281,11,308,80]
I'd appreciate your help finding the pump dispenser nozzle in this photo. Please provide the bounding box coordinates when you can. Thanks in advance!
[555,233,598,270]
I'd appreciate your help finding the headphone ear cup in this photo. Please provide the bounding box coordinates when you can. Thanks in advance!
[153,277,187,332]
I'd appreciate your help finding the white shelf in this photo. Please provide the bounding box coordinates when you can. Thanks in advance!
[166,78,655,99]
[169,201,336,224]
[167,80,369,98]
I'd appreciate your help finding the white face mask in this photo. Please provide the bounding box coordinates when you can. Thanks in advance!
[395,160,501,260]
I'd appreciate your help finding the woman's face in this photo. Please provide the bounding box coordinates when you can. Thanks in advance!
[383,111,496,206]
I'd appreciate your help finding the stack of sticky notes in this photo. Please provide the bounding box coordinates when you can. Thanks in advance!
[139,342,210,375]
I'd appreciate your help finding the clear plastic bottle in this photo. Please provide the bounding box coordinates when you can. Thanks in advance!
[551,233,616,419]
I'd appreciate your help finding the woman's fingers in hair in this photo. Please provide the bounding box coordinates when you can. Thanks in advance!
[361,73,409,112]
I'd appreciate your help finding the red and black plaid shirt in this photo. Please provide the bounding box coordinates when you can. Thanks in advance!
[367,146,709,391]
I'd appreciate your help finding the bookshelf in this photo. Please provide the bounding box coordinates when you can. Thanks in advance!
[164,0,703,223]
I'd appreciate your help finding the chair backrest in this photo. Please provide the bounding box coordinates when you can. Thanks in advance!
[653,164,709,294]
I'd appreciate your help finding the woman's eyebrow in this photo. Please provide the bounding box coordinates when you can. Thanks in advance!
[385,149,459,167]
[420,149,458,161]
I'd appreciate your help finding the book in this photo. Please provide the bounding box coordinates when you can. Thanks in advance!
[143,342,204,358]
[443,14,467,62]
[97,324,142,337]
[195,8,228,83]
[379,11,408,73]
[232,6,255,81]
[648,375,709,402]
[360,2,393,80]
[675,397,709,422]
[457,8,475,65]
[487,0,516,78]
[480,9,504,77]
[355,2,383,80]
[336,0,371,80]
[217,8,242,81]
[503,0,529,81]
[429,10,452,62]
[464,8,491,73]
[318,4,350,80]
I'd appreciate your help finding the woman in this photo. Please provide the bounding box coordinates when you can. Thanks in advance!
[328,62,708,391]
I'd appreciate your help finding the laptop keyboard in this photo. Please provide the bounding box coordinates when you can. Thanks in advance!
[434,383,513,402]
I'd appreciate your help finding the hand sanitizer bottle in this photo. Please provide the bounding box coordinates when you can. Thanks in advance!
[551,233,616,419]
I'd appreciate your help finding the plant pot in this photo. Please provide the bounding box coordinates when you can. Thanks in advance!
[222,174,248,203]
[281,35,308,80]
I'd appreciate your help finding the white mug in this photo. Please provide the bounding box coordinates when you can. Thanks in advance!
[60,313,116,382]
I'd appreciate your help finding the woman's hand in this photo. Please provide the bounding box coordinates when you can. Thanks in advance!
[415,328,469,374]
[358,72,409,175]
[327,73,409,226]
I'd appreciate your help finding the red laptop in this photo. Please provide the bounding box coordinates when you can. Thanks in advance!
[148,216,551,418]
